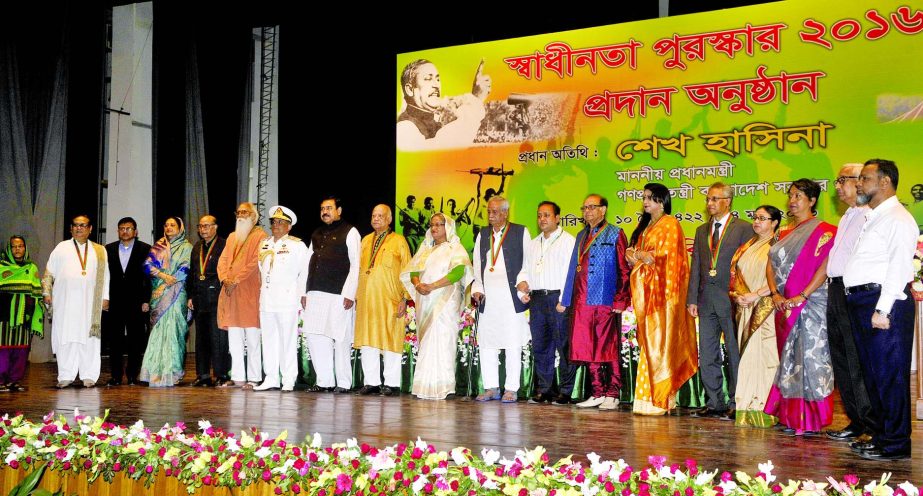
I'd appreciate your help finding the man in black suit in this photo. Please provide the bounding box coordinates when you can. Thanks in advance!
[186,215,228,387]
[686,182,752,420]
[103,217,151,386]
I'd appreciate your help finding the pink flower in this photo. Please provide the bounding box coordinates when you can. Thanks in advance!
[145,465,153,474]
[721,471,732,482]
[844,474,859,486]
[621,488,631,496]
[292,484,301,494]
[686,487,695,496]
[202,475,211,485]
[605,481,615,492]
[619,469,632,483]
[262,470,271,481]
[648,455,667,470]
[411,447,424,459]
[274,488,283,495]
[639,470,649,481]
[8,460,19,470]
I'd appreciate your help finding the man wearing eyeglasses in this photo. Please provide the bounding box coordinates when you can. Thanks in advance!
[824,164,878,443]
[102,217,151,387]
[43,215,110,388]
[687,182,751,420]
[186,215,227,387]
[843,159,917,461]
[217,203,268,388]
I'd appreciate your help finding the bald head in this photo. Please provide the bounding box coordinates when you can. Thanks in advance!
[371,204,393,234]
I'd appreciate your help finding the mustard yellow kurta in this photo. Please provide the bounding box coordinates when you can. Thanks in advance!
[353,233,411,353]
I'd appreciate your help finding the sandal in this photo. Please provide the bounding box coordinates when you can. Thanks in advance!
[475,388,501,402]
[501,391,518,403]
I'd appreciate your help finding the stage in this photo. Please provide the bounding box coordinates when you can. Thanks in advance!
[2,358,919,486]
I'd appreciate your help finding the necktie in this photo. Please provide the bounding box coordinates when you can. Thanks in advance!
[711,222,722,253]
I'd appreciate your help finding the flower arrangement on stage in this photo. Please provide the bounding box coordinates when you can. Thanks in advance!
[403,301,420,358]
[910,234,923,301]
[619,307,640,368]
[457,305,478,366]
[0,412,919,496]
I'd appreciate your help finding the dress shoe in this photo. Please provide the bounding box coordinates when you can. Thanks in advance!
[552,394,576,405]
[858,448,910,461]
[82,379,96,388]
[719,409,736,421]
[690,408,723,419]
[0,384,9,392]
[849,441,877,453]
[253,382,280,391]
[305,385,330,393]
[333,387,351,394]
[380,385,397,396]
[825,427,862,441]
[7,383,24,392]
[576,396,606,408]
[105,378,122,387]
[356,385,381,395]
[192,377,213,387]
[529,392,554,404]
[215,379,237,388]
[598,397,619,410]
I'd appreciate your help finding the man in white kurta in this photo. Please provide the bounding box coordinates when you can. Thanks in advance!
[43,215,110,387]
[255,206,309,392]
[303,197,361,392]
[472,197,531,402]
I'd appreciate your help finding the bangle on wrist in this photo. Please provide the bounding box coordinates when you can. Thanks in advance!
[799,291,808,300]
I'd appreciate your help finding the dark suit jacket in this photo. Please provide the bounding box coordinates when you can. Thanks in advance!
[105,239,152,314]
[186,236,226,311]
[687,215,752,308]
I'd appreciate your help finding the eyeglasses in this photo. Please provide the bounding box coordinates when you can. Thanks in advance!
[117,226,135,232]
[429,223,445,228]
[196,224,215,229]
[71,223,89,229]
[705,196,730,203]
[834,176,859,185]
[753,215,772,222]
[580,204,602,212]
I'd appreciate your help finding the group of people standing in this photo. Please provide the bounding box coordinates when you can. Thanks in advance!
[17,159,916,462]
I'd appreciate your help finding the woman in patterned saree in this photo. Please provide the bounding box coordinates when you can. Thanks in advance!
[728,205,781,427]
[764,180,837,435]
[140,217,192,387]
[627,183,698,415]
[401,214,473,400]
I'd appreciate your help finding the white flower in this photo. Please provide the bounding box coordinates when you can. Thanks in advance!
[415,437,428,451]
[913,280,923,292]
[197,420,211,432]
[898,482,919,496]
[450,447,467,466]
[412,475,427,493]
[695,469,717,486]
[225,437,240,452]
[758,461,776,483]
[346,438,358,449]
[369,450,396,472]
[481,478,498,490]
[310,432,322,449]
[718,480,738,493]
[659,466,674,479]
[580,485,600,496]
[4,452,19,464]
[62,449,75,462]
[272,458,295,474]
[254,447,271,458]
[481,448,500,466]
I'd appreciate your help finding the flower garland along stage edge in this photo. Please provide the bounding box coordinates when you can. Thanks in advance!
[0,412,918,495]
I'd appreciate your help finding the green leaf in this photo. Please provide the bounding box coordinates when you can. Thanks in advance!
[8,463,47,496]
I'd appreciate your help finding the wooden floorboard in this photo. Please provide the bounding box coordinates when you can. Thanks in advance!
[1,357,919,484]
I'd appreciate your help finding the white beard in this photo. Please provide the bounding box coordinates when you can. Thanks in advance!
[235,216,255,242]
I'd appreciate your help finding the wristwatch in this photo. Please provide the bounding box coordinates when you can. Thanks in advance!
[874,309,892,320]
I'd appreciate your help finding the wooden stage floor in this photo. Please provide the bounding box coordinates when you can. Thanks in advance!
[2,358,919,485]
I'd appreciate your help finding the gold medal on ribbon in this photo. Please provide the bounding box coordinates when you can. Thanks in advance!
[199,275,206,281]
[576,265,582,273]
[709,269,717,277]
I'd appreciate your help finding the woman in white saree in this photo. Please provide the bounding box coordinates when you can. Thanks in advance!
[401,214,473,399]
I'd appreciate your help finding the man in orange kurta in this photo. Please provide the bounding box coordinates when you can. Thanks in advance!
[217,202,268,388]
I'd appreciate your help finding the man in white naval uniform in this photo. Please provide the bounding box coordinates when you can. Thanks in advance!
[471,196,532,403]
[255,206,309,392]
[303,196,361,392]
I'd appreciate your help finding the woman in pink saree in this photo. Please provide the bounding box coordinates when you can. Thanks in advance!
[764,179,837,435]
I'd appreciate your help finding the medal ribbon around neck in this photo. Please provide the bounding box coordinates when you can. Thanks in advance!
[577,223,606,271]
[367,231,390,273]
[199,239,217,280]
[488,223,510,272]
[73,239,88,276]
[538,229,563,266]
[709,218,730,273]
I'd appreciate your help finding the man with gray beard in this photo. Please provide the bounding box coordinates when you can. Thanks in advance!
[216,202,268,388]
